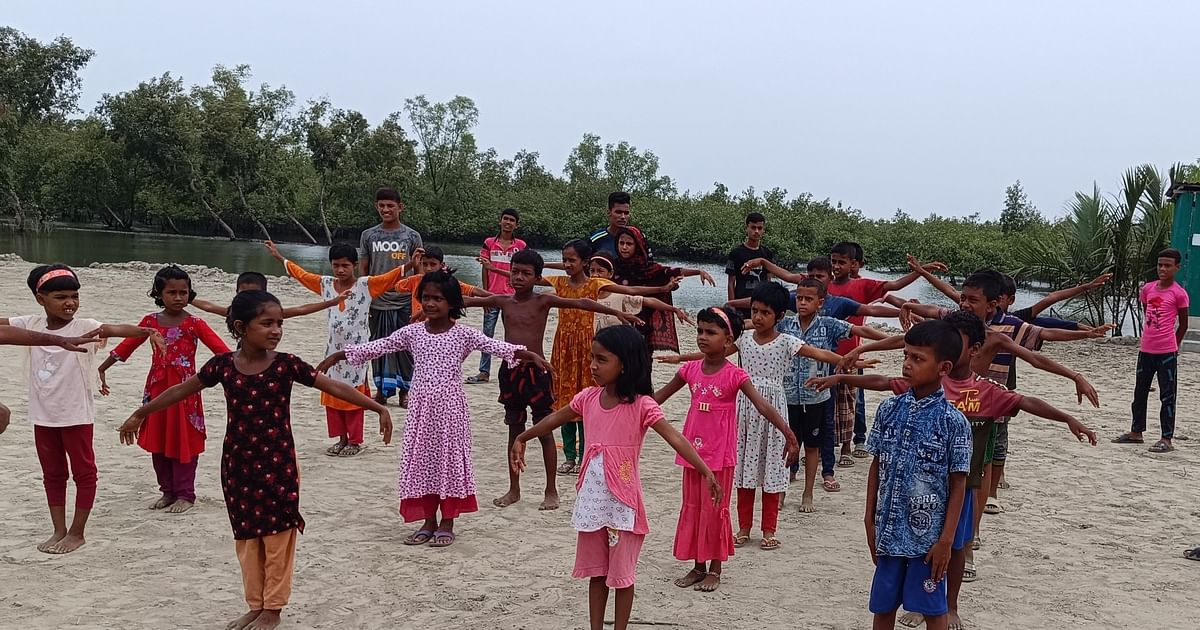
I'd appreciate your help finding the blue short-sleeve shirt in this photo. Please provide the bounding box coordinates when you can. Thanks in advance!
[865,387,972,558]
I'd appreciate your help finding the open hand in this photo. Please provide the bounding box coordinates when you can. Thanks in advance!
[118,415,144,445]
[1074,375,1100,408]
[510,441,527,474]
[1068,418,1098,445]
[673,308,695,326]
[836,351,862,373]
[698,271,716,286]
[705,471,722,506]
[782,434,800,466]
[1087,273,1113,289]
[316,351,345,374]
[925,540,952,583]
[656,354,685,364]
[1087,323,1116,338]
[740,258,766,274]
[145,329,167,356]
[57,327,102,352]
[378,410,394,445]
[617,312,644,327]
[264,240,284,262]
[855,358,881,370]
[806,375,837,392]
[98,370,110,396]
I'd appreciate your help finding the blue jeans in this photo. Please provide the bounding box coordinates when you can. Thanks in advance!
[854,371,867,445]
[478,307,501,375]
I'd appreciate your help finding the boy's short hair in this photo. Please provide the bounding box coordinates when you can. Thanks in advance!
[746,212,766,225]
[236,271,268,291]
[750,281,790,318]
[375,187,402,203]
[831,241,864,263]
[962,269,1004,302]
[501,207,520,222]
[1159,248,1183,264]
[27,264,80,295]
[608,191,631,208]
[941,309,987,350]
[511,249,544,276]
[423,245,457,275]
[904,319,963,364]
[1000,274,1017,299]
[797,277,827,298]
[328,243,358,264]
[806,256,832,274]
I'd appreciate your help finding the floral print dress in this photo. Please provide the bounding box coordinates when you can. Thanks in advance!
[546,276,614,411]
[733,333,801,493]
[110,313,230,463]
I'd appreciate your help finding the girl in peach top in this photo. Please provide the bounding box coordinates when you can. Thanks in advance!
[511,325,717,630]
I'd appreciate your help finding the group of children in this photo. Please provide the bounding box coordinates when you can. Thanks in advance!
[1,195,1190,630]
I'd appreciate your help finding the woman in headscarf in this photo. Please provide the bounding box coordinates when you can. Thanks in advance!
[611,226,715,354]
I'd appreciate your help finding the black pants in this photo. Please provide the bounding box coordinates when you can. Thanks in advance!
[1130,351,1178,439]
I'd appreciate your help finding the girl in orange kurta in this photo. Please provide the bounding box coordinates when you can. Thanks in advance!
[99,266,229,512]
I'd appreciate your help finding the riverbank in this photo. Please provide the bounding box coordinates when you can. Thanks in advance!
[0,256,1194,629]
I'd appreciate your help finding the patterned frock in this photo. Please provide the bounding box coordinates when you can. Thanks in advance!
[197,353,316,540]
[546,276,613,411]
[344,323,525,510]
[733,333,802,493]
[111,313,230,463]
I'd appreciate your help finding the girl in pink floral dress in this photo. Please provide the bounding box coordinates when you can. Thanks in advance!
[510,325,717,630]
[324,271,549,548]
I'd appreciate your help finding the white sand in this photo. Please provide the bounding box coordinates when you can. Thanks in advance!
[0,257,1196,630]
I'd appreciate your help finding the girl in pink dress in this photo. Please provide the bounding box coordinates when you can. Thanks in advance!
[653,305,796,593]
[322,271,549,548]
[510,325,717,630]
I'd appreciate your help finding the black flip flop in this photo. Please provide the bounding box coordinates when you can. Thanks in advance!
[1111,434,1144,444]
[1185,547,1200,561]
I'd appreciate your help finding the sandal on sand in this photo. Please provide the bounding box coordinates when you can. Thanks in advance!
[984,498,1004,515]
[403,528,436,546]
[556,461,575,474]
[430,531,456,548]
[1184,548,1200,561]
[1149,440,1175,453]
[838,455,855,467]
[972,536,981,550]
[760,536,781,551]
[734,533,750,548]
[822,477,841,492]
[963,562,978,583]
[568,462,582,475]
[338,444,366,457]
[999,480,1011,490]
[852,447,870,458]
[465,374,489,385]
[1111,433,1144,444]
[325,443,345,456]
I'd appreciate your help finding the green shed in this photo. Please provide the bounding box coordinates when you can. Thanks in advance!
[1168,182,1200,317]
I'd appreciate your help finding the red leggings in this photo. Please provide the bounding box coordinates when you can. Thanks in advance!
[736,488,780,533]
[34,424,97,510]
[325,408,365,445]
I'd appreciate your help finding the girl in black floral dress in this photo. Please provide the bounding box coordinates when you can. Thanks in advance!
[120,290,391,630]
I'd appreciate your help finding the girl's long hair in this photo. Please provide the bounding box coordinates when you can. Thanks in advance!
[592,325,653,403]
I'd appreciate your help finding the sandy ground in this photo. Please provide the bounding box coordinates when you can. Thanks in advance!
[0,256,1197,630]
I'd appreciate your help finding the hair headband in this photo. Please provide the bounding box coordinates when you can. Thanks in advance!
[708,306,732,333]
[589,255,614,271]
[36,269,75,291]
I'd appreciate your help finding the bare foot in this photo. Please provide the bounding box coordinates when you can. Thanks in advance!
[47,533,85,554]
[898,610,925,627]
[538,491,560,511]
[800,494,815,513]
[694,572,721,592]
[167,500,194,514]
[247,610,282,630]
[225,610,262,630]
[674,567,706,588]
[37,531,66,553]
[492,491,520,508]
[150,494,176,510]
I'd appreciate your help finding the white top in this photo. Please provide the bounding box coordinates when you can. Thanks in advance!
[571,453,636,532]
[315,269,372,387]
[594,293,643,331]
[9,316,102,427]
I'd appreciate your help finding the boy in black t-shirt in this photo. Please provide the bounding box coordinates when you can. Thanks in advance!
[725,212,773,318]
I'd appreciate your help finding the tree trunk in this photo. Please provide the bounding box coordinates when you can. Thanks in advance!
[316,178,333,244]
[254,218,273,242]
[163,214,182,234]
[102,204,131,231]
[188,178,236,239]
[287,213,318,244]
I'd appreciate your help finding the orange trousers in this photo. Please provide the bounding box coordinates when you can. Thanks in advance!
[234,528,298,610]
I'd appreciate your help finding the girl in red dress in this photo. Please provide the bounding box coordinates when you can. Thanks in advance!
[99,265,229,513]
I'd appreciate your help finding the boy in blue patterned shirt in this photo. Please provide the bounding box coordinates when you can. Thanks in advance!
[865,319,971,630]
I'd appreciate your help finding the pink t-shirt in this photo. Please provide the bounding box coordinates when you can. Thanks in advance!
[480,236,526,295]
[570,387,664,535]
[674,360,750,470]
[1140,281,1190,354]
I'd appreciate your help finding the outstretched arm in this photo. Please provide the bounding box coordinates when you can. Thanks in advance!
[119,377,206,443]
[0,325,101,351]
[807,372,894,393]
[799,345,844,366]
[313,373,392,443]
[905,254,959,302]
[742,258,805,284]
[850,324,891,341]
[1016,395,1098,445]
[837,334,905,372]
[881,259,947,293]
[1026,273,1112,318]
[546,295,641,326]
[191,299,228,318]
[676,267,716,286]
[600,277,681,296]
[511,407,581,473]
[641,297,694,326]
[653,373,689,405]
[857,303,902,318]
[1040,324,1114,342]
[996,334,1099,407]
[281,294,345,319]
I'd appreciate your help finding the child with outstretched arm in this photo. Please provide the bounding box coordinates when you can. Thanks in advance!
[192,271,349,319]
[0,324,102,435]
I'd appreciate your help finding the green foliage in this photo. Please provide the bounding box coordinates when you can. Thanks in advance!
[1000,180,1046,235]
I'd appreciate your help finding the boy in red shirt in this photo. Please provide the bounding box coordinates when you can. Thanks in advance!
[811,309,1096,630]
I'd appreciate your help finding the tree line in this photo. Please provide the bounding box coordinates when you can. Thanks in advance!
[1,27,1195,330]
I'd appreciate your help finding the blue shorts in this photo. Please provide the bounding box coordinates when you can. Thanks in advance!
[869,556,948,616]
[952,495,975,551]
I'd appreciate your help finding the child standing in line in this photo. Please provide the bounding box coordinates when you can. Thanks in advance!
[193,271,348,320]
[98,265,229,514]
[469,207,526,384]
[510,325,719,630]
[0,325,103,436]
[321,271,550,545]
[863,319,971,630]
[4,264,165,555]
[588,252,693,332]
[264,241,406,457]
[396,246,492,321]
[120,290,391,630]
[1113,248,1189,453]
[654,306,796,593]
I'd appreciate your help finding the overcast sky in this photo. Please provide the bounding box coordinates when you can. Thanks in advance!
[10,1,1198,219]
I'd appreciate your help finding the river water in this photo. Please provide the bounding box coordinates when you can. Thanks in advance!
[0,228,1053,325]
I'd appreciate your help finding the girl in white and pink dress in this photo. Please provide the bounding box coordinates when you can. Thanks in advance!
[324,271,549,548]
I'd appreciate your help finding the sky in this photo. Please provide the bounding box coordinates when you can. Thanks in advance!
[9,1,1199,220]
